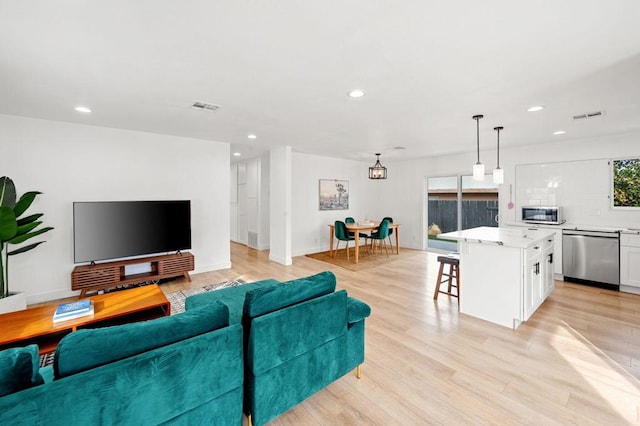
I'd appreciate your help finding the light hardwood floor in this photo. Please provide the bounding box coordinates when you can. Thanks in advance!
[165,242,640,425]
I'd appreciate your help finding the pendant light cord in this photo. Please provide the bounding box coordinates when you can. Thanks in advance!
[494,126,503,168]
[473,114,483,164]
[496,128,500,167]
[477,119,480,163]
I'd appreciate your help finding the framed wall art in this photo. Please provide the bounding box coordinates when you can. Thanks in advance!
[319,179,349,210]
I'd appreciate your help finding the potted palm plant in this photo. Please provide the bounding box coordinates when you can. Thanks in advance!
[0,176,53,313]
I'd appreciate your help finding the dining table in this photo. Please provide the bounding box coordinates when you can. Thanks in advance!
[328,221,400,264]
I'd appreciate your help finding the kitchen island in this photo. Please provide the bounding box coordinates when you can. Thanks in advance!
[439,226,555,329]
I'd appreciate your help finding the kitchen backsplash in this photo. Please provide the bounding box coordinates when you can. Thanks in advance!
[514,158,640,229]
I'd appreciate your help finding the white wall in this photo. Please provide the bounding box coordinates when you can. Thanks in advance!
[291,153,384,256]
[0,114,230,303]
[388,131,640,250]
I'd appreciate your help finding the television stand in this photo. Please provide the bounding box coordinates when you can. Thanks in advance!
[71,252,195,297]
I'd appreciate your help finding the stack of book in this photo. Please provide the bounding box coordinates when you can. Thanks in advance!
[52,299,94,323]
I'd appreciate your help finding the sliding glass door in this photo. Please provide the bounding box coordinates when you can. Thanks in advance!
[427,176,459,252]
[427,174,498,252]
[461,175,499,229]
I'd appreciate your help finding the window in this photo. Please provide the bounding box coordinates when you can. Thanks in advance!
[426,174,498,253]
[612,158,640,208]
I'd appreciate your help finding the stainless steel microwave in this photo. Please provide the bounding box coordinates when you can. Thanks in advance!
[521,206,563,224]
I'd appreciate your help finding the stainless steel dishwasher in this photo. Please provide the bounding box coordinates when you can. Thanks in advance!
[562,229,620,288]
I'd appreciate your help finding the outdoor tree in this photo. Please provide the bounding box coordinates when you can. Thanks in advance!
[613,159,640,207]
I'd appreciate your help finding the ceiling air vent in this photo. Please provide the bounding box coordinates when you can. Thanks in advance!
[573,110,604,120]
[191,101,222,112]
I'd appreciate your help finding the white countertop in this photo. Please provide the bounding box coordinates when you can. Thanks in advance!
[439,226,555,249]
[504,221,640,234]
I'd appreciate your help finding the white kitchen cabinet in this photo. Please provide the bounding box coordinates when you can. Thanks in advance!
[524,250,543,320]
[523,238,554,321]
[439,227,555,329]
[503,223,563,277]
[621,233,640,292]
[543,237,555,296]
[550,230,563,276]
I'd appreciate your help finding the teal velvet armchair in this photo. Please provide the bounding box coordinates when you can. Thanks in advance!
[240,271,371,426]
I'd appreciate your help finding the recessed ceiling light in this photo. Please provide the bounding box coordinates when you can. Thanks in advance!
[233,152,241,157]
[75,106,91,113]
[527,105,544,112]
[348,89,365,98]
[553,130,566,135]
[248,134,257,140]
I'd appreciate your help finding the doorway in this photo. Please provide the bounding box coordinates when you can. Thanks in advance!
[426,174,499,253]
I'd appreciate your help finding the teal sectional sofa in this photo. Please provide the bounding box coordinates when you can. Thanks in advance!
[0,271,370,426]
[186,271,371,426]
[0,301,244,425]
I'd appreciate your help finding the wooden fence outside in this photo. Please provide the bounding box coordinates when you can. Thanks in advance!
[428,200,499,233]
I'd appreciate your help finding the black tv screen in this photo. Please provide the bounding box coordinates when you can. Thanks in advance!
[73,200,191,263]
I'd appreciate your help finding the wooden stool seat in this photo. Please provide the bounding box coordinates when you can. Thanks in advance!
[433,254,460,303]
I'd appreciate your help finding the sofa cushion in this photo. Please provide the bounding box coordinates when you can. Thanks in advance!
[243,271,337,319]
[0,344,43,397]
[185,279,281,324]
[54,301,229,379]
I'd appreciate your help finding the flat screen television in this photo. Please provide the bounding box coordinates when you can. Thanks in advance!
[73,200,191,263]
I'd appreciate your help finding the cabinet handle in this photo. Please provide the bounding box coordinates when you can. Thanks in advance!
[548,253,553,264]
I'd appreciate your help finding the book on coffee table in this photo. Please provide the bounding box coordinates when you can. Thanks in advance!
[53,300,94,322]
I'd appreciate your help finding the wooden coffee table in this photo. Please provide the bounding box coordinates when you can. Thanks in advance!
[0,284,170,354]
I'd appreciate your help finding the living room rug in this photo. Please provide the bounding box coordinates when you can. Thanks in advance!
[305,248,419,271]
[38,279,246,367]
[165,279,246,315]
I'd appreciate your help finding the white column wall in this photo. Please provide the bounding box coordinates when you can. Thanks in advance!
[258,152,271,250]
[269,146,292,265]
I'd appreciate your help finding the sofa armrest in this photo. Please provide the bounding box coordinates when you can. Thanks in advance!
[347,297,371,324]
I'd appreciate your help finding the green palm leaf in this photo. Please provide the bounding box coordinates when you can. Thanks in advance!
[14,191,41,217]
[8,226,53,245]
[17,213,43,226]
[0,206,17,241]
[16,221,41,236]
[0,177,16,208]
[8,241,46,256]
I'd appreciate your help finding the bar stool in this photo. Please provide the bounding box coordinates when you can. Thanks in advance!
[433,253,460,304]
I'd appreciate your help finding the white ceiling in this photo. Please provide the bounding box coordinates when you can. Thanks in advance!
[2,1,640,164]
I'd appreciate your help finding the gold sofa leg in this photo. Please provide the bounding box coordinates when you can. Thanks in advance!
[247,414,252,426]
[356,365,361,379]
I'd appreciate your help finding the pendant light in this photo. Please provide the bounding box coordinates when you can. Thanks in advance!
[493,126,504,184]
[369,153,387,179]
[472,114,485,181]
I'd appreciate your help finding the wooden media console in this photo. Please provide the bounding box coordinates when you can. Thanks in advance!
[71,252,194,297]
